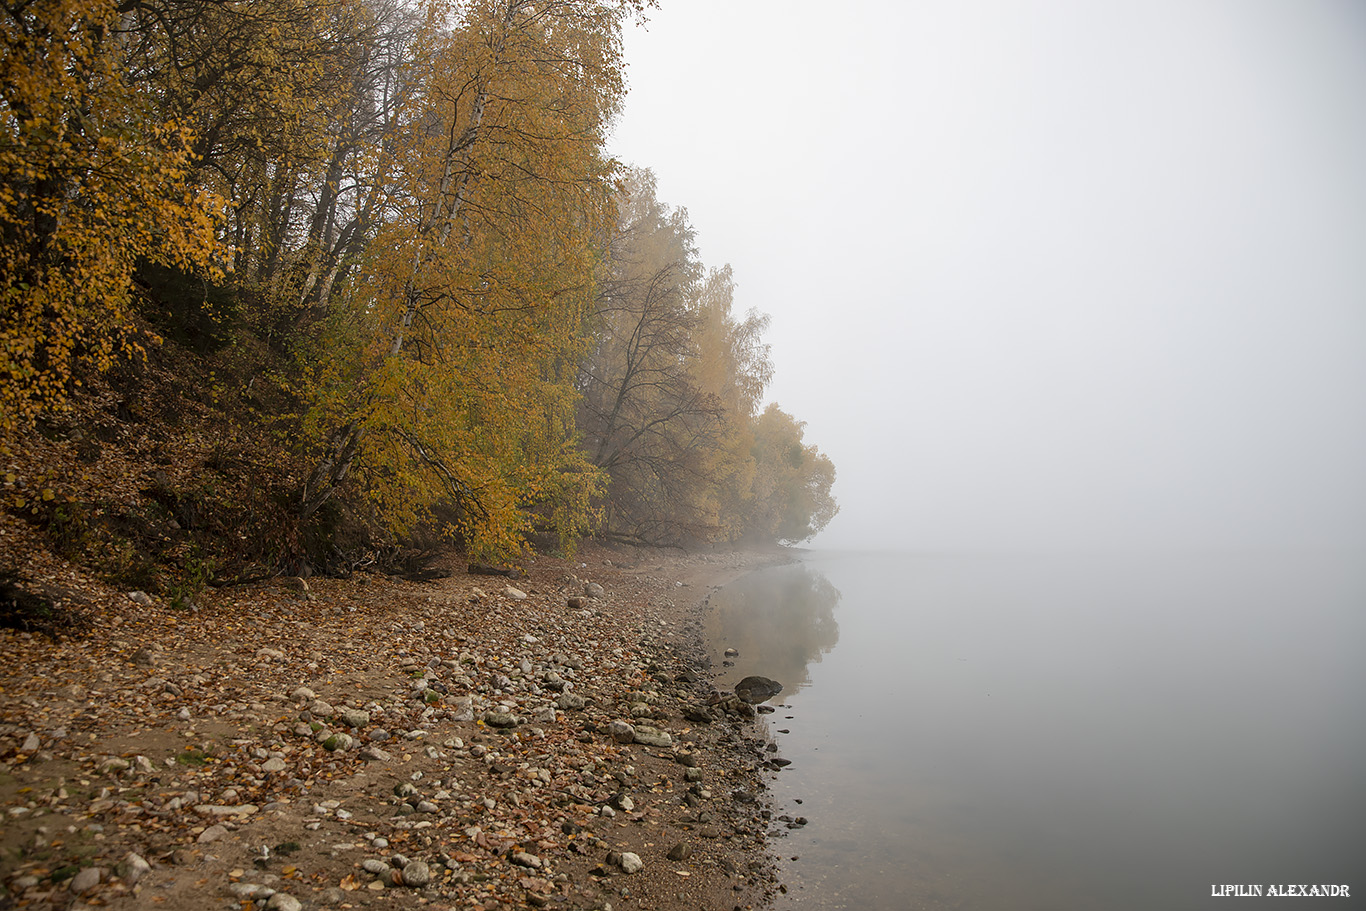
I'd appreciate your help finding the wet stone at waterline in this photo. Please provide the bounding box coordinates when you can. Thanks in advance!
[734,675,783,704]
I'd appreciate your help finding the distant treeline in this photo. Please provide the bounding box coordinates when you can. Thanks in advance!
[0,0,836,559]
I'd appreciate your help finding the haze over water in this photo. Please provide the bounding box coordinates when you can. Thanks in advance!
[705,549,1366,910]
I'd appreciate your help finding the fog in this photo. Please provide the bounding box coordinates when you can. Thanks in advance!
[608,0,1366,552]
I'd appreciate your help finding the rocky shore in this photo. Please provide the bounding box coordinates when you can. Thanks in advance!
[0,529,793,911]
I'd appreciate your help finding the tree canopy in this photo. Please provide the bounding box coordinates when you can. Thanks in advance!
[1,0,836,569]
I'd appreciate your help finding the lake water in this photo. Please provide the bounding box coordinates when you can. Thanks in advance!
[702,550,1366,910]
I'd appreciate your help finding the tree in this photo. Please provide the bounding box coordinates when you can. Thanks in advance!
[300,0,636,558]
[578,171,718,544]
[0,0,222,431]
[579,172,781,546]
[749,403,838,543]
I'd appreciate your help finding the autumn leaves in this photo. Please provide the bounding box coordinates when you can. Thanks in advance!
[0,0,834,559]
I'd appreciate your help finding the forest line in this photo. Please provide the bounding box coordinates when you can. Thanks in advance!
[0,0,836,576]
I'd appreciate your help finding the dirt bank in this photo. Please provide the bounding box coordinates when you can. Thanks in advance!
[0,525,793,911]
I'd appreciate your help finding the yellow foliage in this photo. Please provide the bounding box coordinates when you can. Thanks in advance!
[300,0,625,559]
[0,0,223,431]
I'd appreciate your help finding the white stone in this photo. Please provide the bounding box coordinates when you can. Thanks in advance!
[193,804,258,818]
[117,852,151,885]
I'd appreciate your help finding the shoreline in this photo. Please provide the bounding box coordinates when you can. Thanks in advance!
[0,532,793,911]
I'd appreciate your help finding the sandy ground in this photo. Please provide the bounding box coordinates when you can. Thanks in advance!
[0,524,795,911]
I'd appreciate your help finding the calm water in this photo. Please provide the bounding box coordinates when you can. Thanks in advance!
[703,550,1366,910]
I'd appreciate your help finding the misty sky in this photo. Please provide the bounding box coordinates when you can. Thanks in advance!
[608,0,1366,552]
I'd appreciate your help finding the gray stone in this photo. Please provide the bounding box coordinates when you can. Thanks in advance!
[556,693,587,710]
[666,842,692,861]
[401,861,431,887]
[632,725,672,748]
[340,708,371,728]
[128,591,153,606]
[511,851,542,869]
[229,882,272,900]
[262,757,287,773]
[21,732,40,753]
[323,732,354,752]
[504,586,527,600]
[483,712,518,728]
[266,893,303,911]
[69,866,103,894]
[617,852,643,874]
[193,804,259,818]
[197,824,230,844]
[362,859,391,876]
[359,746,392,762]
[117,852,151,885]
[607,720,635,743]
[682,704,714,724]
[734,675,783,704]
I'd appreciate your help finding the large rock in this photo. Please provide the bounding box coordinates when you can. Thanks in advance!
[197,825,229,844]
[340,708,371,728]
[69,866,103,894]
[682,704,714,724]
[632,725,672,747]
[401,861,431,887]
[483,712,518,728]
[117,852,151,885]
[734,675,783,704]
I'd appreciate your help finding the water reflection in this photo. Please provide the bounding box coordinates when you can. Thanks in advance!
[702,561,842,695]
[702,550,1366,911]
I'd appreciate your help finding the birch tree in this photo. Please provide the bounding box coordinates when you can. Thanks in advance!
[0,0,222,431]
[301,0,636,557]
